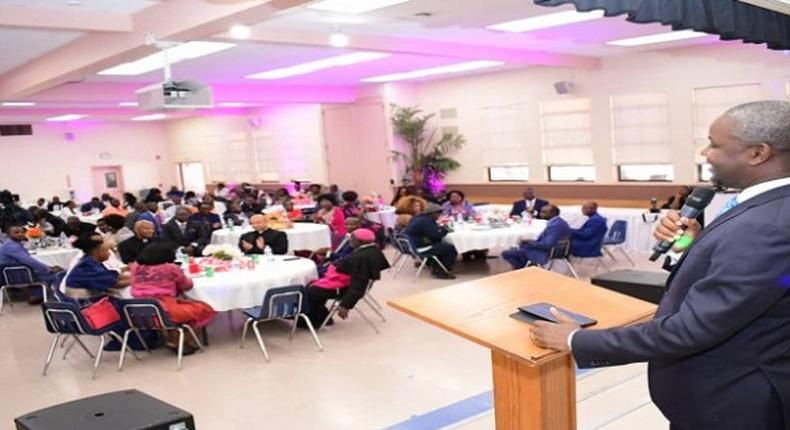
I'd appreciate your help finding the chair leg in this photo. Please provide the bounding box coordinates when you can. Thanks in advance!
[366,292,383,309]
[392,255,408,279]
[71,335,94,358]
[603,247,617,261]
[619,247,636,266]
[364,297,386,322]
[564,258,580,279]
[289,314,299,340]
[319,302,339,331]
[39,284,47,303]
[240,318,252,349]
[597,257,609,271]
[92,335,107,380]
[42,334,61,376]
[62,337,77,360]
[354,307,380,334]
[299,314,323,351]
[132,328,150,353]
[176,328,185,370]
[431,256,451,274]
[0,286,5,314]
[119,330,131,371]
[183,324,205,352]
[251,322,270,362]
[413,258,429,281]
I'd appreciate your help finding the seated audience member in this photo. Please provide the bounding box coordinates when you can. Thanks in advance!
[137,201,163,236]
[314,193,347,245]
[190,203,223,231]
[159,191,184,221]
[569,201,608,258]
[329,184,342,203]
[64,234,131,300]
[118,220,158,264]
[36,198,47,209]
[144,187,164,204]
[64,216,96,237]
[34,209,67,237]
[661,185,692,210]
[122,192,138,210]
[238,214,288,255]
[304,229,390,327]
[306,184,323,200]
[240,195,264,218]
[184,191,200,206]
[58,232,125,294]
[125,202,145,230]
[202,194,227,219]
[223,201,246,227]
[441,190,476,219]
[510,187,549,218]
[103,214,134,245]
[215,182,230,200]
[47,196,64,213]
[273,188,291,204]
[0,225,64,304]
[390,186,410,206]
[282,198,304,221]
[100,193,112,204]
[59,200,79,220]
[163,207,211,257]
[402,203,458,279]
[340,191,362,218]
[80,197,105,214]
[395,195,427,231]
[502,205,570,270]
[130,243,216,353]
[101,198,128,218]
[313,217,362,273]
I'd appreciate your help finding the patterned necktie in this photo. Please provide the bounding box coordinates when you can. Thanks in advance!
[717,195,739,216]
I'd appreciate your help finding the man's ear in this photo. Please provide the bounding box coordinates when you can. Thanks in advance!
[748,143,772,166]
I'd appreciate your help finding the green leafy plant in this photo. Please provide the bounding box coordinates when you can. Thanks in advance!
[390,104,465,190]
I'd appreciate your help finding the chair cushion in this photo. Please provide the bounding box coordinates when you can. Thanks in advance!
[242,306,264,320]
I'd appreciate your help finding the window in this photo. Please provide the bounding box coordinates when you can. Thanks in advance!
[698,163,713,182]
[610,92,671,164]
[478,104,529,174]
[488,165,529,182]
[548,165,596,182]
[693,83,762,162]
[618,164,674,182]
[540,98,594,167]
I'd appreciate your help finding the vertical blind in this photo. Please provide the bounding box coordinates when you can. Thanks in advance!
[478,104,528,167]
[540,98,594,166]
[611,92,670,164]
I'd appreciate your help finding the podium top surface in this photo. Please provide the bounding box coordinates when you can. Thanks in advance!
[388,268,656,366]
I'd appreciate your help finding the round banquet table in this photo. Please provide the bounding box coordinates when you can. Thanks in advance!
[209,223,332,253]
[445,220,547,254]
[184,256,318,312]
[30,247,82,267]
[364,207,397,229]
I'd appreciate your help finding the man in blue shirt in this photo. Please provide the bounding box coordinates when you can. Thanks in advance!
[502,205,571,270]
[569,201,608,258]
[137,201,163,236]
[0,225,63,304]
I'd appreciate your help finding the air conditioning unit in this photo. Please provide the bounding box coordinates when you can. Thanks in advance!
[136,80,213,111]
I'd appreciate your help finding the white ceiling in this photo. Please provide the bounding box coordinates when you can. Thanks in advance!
[0,0,158,13]
[0,28,83,75]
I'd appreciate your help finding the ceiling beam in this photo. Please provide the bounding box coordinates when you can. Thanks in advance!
[213,27,601,69]
[0,6,133,32]
[0,0,313,100]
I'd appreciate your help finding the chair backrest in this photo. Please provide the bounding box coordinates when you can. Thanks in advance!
[395,235,420,258]
[259,285,304,320]
[49,271,75,304]
[549,239,572,260]
[387,228,404,253]
[1,265,35,287]
[41,302,90,335]
[604,220,628,245]
[119,299,174,330]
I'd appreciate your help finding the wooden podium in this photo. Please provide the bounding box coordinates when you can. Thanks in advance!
[388,268,656,430]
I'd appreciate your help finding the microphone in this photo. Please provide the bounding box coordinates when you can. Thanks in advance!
[649,187,715,262]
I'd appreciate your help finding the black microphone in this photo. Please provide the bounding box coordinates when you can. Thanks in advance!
[649,187,715,262]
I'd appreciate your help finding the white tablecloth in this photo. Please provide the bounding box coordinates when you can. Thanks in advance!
[30,248,81,267]
[80,214,103,225]
[185,256,318,311]
[364,207,397,229]
[445,220,547,254]
[262,204,316,214]
[210,223,332,253]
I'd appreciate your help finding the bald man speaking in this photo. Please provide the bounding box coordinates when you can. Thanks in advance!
[238,215,288,255]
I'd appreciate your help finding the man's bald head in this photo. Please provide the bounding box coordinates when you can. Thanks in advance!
[134,220,155,239]
[250,214,268,231]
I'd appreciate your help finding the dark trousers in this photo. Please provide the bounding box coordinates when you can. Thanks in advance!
[502,248,529,270]
[423,242,457,271]
[305,286,347,327]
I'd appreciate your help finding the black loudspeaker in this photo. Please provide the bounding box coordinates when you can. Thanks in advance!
[590,270,668,304]
[15,390,195,430]
[553,80,574,95]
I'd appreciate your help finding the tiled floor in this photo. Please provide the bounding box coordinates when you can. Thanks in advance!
[0,249,669,429]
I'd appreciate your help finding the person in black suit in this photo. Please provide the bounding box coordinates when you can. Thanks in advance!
[63,216,96,237]
[33,209,67,237]
[162,207,211,257]
[402,203,458,279]
[238,214,288,255]
[530,101,790,430]
[118,220,158,264]
[509,187,548,218]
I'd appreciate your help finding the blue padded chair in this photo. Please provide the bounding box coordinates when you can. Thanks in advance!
[0,264,48,313]
[602,220,635,266]
[41,301,139,379]
[118,299,204,371]
[240,285,322,362]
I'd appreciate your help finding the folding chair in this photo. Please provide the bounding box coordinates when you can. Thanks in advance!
[118,299,204,371]
[602,220,635,266]
[319,280,385,334]
[240,285,322,362]
[545,239,580,279]
[1,265,48,313]
[41,301,139,379]
[395,235,451,281]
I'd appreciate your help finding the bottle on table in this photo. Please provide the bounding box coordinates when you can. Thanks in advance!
[263,245,274,263]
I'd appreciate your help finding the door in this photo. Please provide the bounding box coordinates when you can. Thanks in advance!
[91,165,124,199]
[179,162,206,193]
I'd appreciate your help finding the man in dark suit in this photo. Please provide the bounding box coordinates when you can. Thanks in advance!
[63,216,96,237]
[238,214,288,255]
[33,209,67,237]
[509,187,549,218]
[502,205,570,269]
[402,203,458,279]
[118,220,158,264]
[531,101,790,429]
[162,207,211,257]
[569,201,608,258]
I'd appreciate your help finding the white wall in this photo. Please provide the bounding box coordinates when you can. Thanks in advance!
[0,121,173,203]
[412,43,790,185]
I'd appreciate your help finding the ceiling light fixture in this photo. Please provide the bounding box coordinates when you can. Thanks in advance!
[329,32,350,48]
[606,30,709,46]
[308,0,411,14]
[1,102,36,107]
[362,60,505,83]
[118,102,138,107]
[487,10,605,33]
[132,113,167,121]
[98,41,236,76]
[246,52,391,80]
[218,102,249,107]
[229,24,252,40]
[46,114,86,122]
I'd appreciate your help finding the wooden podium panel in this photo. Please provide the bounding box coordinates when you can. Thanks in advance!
[388,268,657,429]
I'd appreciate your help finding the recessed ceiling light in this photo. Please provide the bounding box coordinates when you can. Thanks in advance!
[118,102,138,107]
[132,113,167,121]
[46,114,86,122]
[98,41,236,76]
[487,10,605,33]
[66,0,82,6]
[308,0,411,14]
[218,102,249,107]
[606,30,708,46]
[362,60,505,83]
[1,102,36,107]
[246,52,391,80]
[230,24,251,40]
[329,32,350,47]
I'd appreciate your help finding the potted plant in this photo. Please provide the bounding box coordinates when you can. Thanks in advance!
[390,104,465,192]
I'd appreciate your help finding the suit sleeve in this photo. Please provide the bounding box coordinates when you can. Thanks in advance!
[9,245,52,273]
[572,218,606,241]
[572,220,790,368]
[529,224,562,250]
[272,231,289,255]
[420,219,448,242]
[118,241,135,264]
[510,202,521,217]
